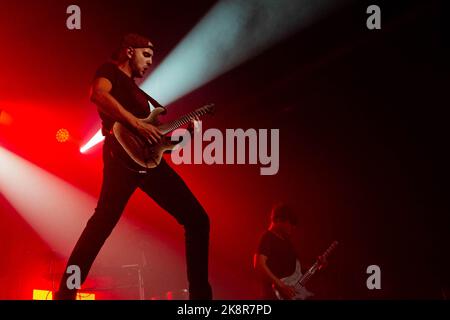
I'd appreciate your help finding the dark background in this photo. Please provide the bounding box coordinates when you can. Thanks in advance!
[0,0,448,299]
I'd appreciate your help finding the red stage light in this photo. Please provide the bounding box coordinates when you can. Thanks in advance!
[56,128,70,143]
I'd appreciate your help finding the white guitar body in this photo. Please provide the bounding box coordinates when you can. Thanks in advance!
[274,260,314,300]
[273,241,338,300]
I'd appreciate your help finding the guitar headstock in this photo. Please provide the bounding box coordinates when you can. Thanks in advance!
[326,241,339,254]
[317,241,339,270]
[201,103,216,115]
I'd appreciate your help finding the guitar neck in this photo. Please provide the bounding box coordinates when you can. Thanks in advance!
[297,241,338,287]
[298,262,319,286]
[160,107,209,135]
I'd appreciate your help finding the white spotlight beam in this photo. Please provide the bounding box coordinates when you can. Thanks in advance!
[81,0,344,152]
[0,147,176,262]
[0,147,189,294]
[0,146,97,255]
[141,0,342,106]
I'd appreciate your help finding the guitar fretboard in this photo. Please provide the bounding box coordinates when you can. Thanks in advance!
[297,241,338,287]
[299,262,317,286]
[161,106,212,135]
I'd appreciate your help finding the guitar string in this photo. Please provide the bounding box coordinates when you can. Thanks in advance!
[296,246,336,286]
[165,108,207,133]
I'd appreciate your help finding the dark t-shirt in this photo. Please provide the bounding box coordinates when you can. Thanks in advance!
[257,230,297,299]
[93,62,162,133]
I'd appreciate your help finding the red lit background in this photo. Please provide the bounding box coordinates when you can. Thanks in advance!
[0,0,448,300]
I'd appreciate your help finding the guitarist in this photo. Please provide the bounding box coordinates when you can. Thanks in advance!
[253,203,313,300]
[55,33,212,300]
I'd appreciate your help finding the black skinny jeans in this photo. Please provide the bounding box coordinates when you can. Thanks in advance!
[57,138,212,300]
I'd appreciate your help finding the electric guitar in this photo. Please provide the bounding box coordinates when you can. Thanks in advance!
[273,240,338,300]
[112,103,215,171]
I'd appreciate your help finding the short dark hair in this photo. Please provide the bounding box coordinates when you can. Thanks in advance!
[270,203,298,225]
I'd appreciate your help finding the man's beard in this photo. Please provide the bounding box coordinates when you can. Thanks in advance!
[131,61,143,78]
[133,68,143,78]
